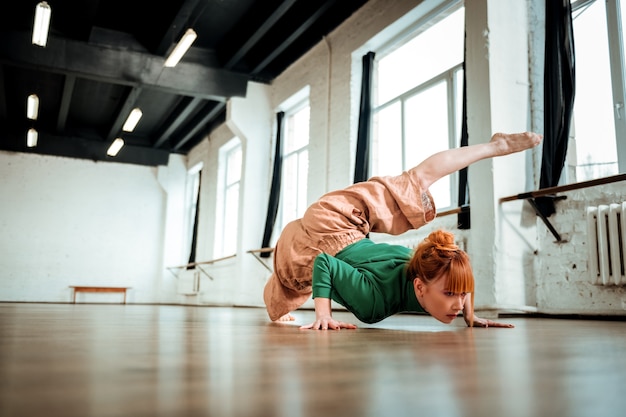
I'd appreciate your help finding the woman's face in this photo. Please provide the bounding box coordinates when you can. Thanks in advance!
[413,276,467,324]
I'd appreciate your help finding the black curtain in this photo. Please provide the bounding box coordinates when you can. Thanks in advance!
[457,59,470,229]
[354,51,376,183]
[187,171,201,268]
[536,0,576,217]
[457,25,470,229]
[260,111,285,257]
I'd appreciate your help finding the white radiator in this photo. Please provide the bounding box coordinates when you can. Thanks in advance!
[586,203,626,286]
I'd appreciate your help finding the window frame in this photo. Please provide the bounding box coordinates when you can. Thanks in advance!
[272,98,310,245]
[370,4,464,211]
[604,0,626,173]
[214,138,242,258]
[569,0,626,180]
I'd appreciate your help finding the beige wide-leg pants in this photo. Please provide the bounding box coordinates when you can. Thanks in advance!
[263,166,436,320]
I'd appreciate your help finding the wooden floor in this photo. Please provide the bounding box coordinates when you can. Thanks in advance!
[1,303,625,417]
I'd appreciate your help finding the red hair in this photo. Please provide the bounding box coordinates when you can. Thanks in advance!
[406,229,475,326]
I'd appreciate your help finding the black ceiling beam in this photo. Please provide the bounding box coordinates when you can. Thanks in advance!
[156,0,205,56]
[172,102,226,151]
[0,65,6,120]
[56,75,75,133]
[153,96,205,149]
[0,130,170,166]
[0,32,249,101]
[223,0,299,70]
[106,87,143,142]
[252,0,337,76]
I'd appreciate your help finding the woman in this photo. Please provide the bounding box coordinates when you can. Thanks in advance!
[263,131,543,330]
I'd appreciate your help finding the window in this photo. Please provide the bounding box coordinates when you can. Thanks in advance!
[275,102,310,242]
[371,5,464,210]
[214,138,242,257]
[570,0,625,181]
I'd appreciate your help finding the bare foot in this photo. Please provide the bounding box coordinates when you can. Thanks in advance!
[491,132,542,156]
[274,313,295,322]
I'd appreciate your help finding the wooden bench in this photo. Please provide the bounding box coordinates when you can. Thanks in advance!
[69,286,131,304]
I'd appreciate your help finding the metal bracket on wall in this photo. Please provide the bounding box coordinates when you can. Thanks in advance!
[526,196,568,243]
[166,254,237,280]
[247,248,274,273]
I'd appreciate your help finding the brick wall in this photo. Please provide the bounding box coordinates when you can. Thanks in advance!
[534,182,626,315]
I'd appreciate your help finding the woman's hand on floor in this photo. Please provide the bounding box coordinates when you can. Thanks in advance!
[302,297,358,330]
[299,315,357,330]
[467,314,515,328]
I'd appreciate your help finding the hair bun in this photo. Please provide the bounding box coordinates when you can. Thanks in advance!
[426,229,458,251]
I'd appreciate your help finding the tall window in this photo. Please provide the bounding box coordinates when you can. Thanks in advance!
[215,138,242,257]
[570,0,625,181]
[372,5,464,211]
[276,102,310,238]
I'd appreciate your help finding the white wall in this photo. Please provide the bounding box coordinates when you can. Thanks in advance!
[0,151,171,303]
[533,185,626,315]
[157,154,189,304]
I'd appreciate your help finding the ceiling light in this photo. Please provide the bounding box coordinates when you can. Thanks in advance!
[122,108,143,132]
[32,2,51,47]
[164,28,197,67]
[107,138,124,157]
[27,94,39,120]
[27,128,38,147]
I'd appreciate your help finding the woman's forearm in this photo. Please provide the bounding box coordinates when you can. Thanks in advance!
[313,297,333,318]
[463,294,474,327]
